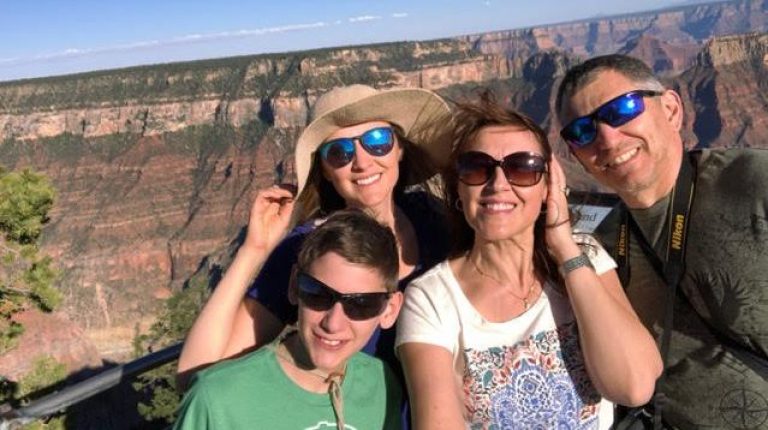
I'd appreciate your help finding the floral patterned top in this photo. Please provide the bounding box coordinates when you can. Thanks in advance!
[396,241,616,429]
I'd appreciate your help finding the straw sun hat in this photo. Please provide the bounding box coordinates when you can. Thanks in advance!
[294,84,452,195]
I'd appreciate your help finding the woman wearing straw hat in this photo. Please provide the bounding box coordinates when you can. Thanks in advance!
[178,84,453,391]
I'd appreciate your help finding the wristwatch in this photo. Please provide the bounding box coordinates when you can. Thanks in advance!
[559,253,594,276]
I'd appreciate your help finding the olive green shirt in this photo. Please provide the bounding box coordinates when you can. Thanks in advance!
[594,148,768,429]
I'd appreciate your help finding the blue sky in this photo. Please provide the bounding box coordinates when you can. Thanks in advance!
[0,0,711,83]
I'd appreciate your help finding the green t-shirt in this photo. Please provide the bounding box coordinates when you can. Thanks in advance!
[173,344,403,430]
[593,148,768,429]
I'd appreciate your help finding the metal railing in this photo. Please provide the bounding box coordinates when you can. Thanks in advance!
[0,342,182,429]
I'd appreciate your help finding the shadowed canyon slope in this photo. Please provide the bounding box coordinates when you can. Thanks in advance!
[0,0,766,372]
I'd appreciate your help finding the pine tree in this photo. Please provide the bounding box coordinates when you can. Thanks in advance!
[0,168,60,354]
[0,168,67,429]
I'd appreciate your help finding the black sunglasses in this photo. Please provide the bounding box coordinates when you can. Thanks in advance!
[318,126,396,169]
[560,90,663,148]
[456,151,547,187]
[296,272,391,321]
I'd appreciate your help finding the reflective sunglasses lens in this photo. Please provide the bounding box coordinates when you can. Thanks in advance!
[360,127,394,156]
[457,152,494,185]
[599,93,645,127]
[562,92,649,148]
[562,117,597,148]
[341,295,389,320]
[319,139,355,168]
[501,153,546,186]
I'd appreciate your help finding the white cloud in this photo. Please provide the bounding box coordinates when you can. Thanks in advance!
[0,11,408,70]
[0,22,327,66]
[13,40,163,63]
[348,15,381,23]
[170,22,328,44]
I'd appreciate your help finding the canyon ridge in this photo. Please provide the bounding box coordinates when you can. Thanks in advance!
[0,0,766,378]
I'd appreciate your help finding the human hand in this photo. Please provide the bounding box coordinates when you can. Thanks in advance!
[543,155,579,263]
[243,185,296,254]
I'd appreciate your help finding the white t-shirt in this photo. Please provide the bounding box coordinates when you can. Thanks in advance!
[396,240,617,429]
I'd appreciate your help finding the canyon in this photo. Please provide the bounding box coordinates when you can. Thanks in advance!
[0,0,766,379]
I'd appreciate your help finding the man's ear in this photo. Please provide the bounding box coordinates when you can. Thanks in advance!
[287,266,299,305]
[660,89,684,132]
[378,291,403,330]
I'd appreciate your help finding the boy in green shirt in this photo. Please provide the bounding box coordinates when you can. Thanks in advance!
[174,190,404,430]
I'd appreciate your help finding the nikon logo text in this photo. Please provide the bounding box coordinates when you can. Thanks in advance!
[671,214,685,250]
[617,224,627,256]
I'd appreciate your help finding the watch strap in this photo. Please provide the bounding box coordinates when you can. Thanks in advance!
[559,253,594,275]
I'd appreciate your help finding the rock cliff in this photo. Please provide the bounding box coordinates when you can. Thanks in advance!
[0,0,766,371]
[676,32,768,148]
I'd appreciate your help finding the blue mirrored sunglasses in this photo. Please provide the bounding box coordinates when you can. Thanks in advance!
[318,126,395,168]
[296,272,391,321]
[560,90,662,148]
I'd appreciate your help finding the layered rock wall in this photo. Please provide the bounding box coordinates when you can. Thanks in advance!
[1,1,765,145]
[0,0,765,367]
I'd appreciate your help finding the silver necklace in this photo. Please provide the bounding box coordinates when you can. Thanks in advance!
[469,255,538,310]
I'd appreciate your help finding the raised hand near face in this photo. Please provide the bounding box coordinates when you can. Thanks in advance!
[543,155,579,262]
[243,185,297,254]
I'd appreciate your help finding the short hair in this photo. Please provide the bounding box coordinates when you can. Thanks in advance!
[296,209,399,292]
[294,128,436,221]
[555,54,666,116]
[441,90,561,284]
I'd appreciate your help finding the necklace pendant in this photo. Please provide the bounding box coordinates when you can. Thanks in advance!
[523,298,529,310]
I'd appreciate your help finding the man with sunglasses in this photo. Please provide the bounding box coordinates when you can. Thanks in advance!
[174,207,404,430]
[556,54,768,429]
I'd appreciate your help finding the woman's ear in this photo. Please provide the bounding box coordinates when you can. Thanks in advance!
[378,291,403,330]
[394,135,405,162]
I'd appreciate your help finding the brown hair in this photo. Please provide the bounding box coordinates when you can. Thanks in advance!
[443,90,562,285]
[296,209,399,292]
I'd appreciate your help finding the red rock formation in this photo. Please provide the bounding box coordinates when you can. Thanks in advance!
[0,310,101,380]
[675,32,768,149]
[0,1,765,361]
[620,34,699,74]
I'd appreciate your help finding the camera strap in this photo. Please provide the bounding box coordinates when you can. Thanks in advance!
[615,153,697,429]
